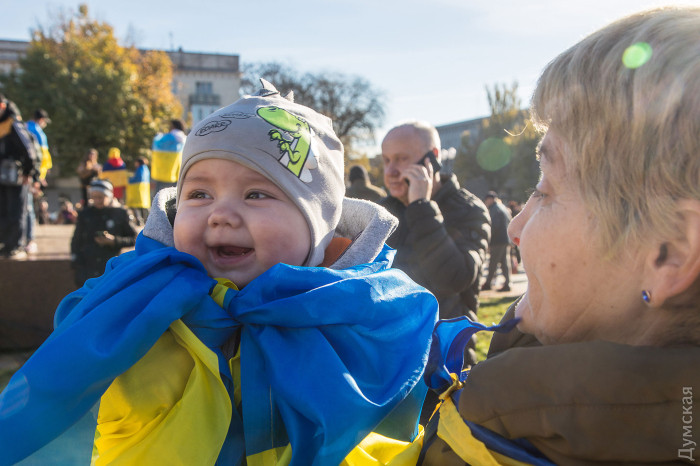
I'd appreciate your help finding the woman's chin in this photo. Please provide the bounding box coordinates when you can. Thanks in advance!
[514,292,532,333]
[514,291,528,320]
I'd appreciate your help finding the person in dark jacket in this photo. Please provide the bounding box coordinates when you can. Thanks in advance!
[345,164,386,203]
[0,95,39,259]
[71,179,138,287]
[380,121,490,322]
[481,191,512,291]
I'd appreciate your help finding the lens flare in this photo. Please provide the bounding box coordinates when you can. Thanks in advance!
[477,138,512,171]
[622,42,653,69]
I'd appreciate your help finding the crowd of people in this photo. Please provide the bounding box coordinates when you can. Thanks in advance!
[0,6,698,465]
[0,110,187,286]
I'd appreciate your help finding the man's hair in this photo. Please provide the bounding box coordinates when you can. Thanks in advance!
[170,119,185,132]
[386,120,441,154]
[531,7,700,256]
[348,165,368,182]
[33,109,50,122]
[0,99,20,123]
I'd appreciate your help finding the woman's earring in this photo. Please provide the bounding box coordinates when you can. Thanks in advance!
[642,290,652,304]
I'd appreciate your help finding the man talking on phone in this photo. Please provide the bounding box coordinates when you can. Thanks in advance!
[379,121,490,370]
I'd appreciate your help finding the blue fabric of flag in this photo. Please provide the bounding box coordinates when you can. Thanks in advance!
[424,315,519,392]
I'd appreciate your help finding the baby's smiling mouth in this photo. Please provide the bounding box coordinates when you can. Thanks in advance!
[216,245,253,257]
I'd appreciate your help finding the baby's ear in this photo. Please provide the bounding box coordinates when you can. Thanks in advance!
[645,199,700,305]
[165,197,177,227]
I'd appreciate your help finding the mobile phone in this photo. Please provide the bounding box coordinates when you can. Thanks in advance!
[418,150,443,172]
[405,151,443,185]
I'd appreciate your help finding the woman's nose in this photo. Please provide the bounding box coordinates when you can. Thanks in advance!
[508,202,529,246]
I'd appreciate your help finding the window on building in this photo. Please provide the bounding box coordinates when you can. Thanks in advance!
[195,81,213,95]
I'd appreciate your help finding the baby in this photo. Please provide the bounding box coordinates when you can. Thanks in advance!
[1,81,438,465]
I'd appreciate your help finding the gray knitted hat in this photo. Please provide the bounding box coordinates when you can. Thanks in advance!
[178,80,345,267]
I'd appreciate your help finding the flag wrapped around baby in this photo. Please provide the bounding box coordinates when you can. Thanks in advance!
[151,132,184,183]
[0,233,438,465]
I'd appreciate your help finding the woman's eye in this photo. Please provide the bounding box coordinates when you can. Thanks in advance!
[528,187,550,202]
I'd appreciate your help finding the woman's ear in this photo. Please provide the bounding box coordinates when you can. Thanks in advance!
[645,199,700,306]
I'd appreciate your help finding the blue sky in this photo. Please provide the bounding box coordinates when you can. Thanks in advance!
[6,0,699,144]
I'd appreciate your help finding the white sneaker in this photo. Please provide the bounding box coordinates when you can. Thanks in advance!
[25,241,38,254]
[7,249,27,260]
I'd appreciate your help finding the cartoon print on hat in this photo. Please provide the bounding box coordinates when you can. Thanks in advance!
[193,106,319,183]
[257,106,318,182]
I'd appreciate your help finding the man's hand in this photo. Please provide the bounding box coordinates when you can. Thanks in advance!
[94,231,116,247]
[402,157,434,204]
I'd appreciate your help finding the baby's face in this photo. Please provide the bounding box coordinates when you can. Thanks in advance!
[174,158,310,288]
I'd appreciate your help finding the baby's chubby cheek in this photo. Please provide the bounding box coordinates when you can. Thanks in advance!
[172,223,196,258]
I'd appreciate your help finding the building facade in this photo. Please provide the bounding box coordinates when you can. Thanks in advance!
[0,39,27,75]
[166,48,241,123]
[435,117,484,153]
[0,39,241,124]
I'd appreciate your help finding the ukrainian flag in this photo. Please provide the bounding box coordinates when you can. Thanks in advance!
[0,233,438,465]
[151,133,184,183]
[101,148,128,195]
[126,165,151,209]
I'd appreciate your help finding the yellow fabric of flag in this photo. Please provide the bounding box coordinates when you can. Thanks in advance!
[341,426,424,466]
[151,150,182,183]
[39,146,52,180]
[93,319,231,465]
[436,397,532,466]
[126,182,151,209]
[100,170,128,189]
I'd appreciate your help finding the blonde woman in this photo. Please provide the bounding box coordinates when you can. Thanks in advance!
[422,7,700,465]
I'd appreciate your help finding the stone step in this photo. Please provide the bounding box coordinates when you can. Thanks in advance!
[0,224,75,349]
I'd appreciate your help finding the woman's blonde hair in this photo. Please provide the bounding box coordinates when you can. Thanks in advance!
[531,7,700,256]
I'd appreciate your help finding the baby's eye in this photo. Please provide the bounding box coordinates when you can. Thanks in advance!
[188,190,210,200]
[246,191,269,200]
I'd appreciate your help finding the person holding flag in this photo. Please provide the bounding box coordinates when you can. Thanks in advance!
[151,119,186,194]
[126,156,151,225]
[100,147,127,202]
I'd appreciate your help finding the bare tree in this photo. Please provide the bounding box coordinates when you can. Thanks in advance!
[241,62,386,157]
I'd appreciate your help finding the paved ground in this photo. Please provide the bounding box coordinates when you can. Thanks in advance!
[22,223,74,260]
